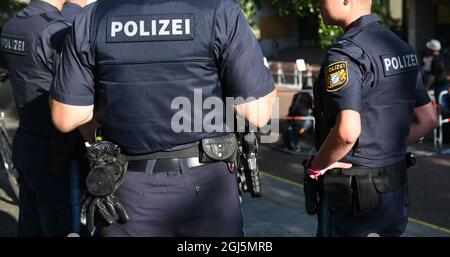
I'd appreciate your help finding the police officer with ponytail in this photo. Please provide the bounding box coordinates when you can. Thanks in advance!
[304,0,437,237]
[50,0,276,237]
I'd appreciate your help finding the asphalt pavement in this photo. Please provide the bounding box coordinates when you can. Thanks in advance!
[257,140,450,236]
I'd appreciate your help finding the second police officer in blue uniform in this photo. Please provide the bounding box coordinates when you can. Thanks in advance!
[0,0,88,236]
[304,0,437,237]
[50,0,277,236]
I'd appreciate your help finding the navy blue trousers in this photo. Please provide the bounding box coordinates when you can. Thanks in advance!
[12,128,83,236]
[100,160,244,237]
[318,185,408,237]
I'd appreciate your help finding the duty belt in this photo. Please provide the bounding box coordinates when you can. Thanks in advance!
[126,145,205,173]
[125,134,238,173]
[327,160,407,178]
[322,160,409,215]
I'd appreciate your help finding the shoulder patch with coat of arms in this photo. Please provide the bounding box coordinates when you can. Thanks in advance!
[325,61,349,92]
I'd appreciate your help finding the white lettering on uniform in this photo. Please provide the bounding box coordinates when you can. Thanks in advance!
[172,19,183,35]
[398,57,405,69]
[384,58,392,71]
[185,19,190,35]
[111,21,123,37]
[392,57,399,69]
[124,21,138,36]
[151,20,157,36]
[405,55,411,67]
[411,55,418,66]
[140,21,150,36]
[159,19,170,35]
[1,38,25,52]
[110,18,192,38]
[16,40,24,51]
[384,53,419,73]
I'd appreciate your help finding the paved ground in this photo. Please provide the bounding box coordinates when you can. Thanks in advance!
[259,140,450,232]
[242,173,449,237]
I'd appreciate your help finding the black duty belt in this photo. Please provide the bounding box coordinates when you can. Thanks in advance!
[125,134,238,173]
[126,145,205,173]
[327,160,407,177]
[322,160,409,216]
[127,157,206,173]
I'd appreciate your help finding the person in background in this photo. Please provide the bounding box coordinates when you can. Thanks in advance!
[426,39,449,114]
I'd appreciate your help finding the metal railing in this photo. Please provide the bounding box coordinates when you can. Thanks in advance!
[269,60,317,89]
[434,90,450,154]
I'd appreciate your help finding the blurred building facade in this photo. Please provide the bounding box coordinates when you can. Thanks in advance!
[5,0,449,57]
[256,0,450,60]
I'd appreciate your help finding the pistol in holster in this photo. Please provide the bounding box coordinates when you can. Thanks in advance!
[303,159,319,215]
[234,132,262,198]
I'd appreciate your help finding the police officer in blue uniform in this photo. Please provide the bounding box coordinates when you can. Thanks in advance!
[50,0,276,236]
[1,0,88,236]
[304,0,437,237]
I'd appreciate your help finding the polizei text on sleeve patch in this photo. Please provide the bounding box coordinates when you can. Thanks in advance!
[0,35,27,56]
[326,61,349,92]
[107,14,194,43]
[381,52,419,77]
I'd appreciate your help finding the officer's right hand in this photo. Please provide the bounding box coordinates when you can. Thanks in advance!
[306,156,352,180]
[308,162,352,180]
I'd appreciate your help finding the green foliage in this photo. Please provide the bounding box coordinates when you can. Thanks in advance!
[0,0,27,14]
[240,0,395,48]
[238,0,263,39]
[239,0,262,27]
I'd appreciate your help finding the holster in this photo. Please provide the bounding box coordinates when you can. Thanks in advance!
[323,174,354,214]
[354,176,381,215]
[199,134,238,163]
[302,160,319,215]
[323,160,408,216]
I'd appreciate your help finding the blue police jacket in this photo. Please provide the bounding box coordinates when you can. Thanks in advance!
[50,0,275,155]
[314,14,430,168]
[92,0,232,154]
[0,0,70,135]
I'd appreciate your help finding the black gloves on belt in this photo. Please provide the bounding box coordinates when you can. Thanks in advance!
[81,141,129,233]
